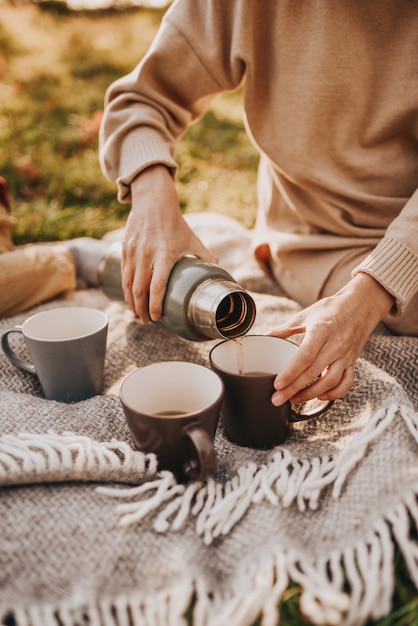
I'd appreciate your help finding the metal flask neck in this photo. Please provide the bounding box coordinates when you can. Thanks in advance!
[187,278,256,339]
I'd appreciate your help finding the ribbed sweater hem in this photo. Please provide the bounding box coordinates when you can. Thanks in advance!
[353,237,418,315]
[117,139,177,202]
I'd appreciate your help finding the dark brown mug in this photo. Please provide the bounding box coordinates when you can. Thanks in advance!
[209,335,332,449]
[119,361,224,481]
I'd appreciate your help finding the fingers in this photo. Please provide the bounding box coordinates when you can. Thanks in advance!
[268,325,306,339]
[146,235,217,320]
[121,230,157,322]
[285,362,355,405]
[122,244,175,323]
[271,319,358,406]
[318,364,355,401]
[121,241,153,322]
[148,256,176,321]
[272,325,329,395]
[122,165,221,323]
[121,226,218,323]
[146,238,216,321]
[270,275,395,407]
[272,358,356,407]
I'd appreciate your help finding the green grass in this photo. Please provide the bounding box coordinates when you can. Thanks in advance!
[0,2,257,244]
[0,3,417,625]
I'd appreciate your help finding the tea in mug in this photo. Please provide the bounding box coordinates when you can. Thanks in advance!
[153,410,188,417]
[244,371,271,377]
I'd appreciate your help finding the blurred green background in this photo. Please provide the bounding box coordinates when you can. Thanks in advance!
[0,0,258,244]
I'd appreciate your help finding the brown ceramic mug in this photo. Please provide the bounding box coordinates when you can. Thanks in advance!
[209,335,332,449]
[119,361,224,481]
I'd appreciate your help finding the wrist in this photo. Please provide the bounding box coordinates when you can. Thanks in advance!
[339,272,395,322]
[129,164,182,227]
[131,164,172,195]
[130,164,175,214]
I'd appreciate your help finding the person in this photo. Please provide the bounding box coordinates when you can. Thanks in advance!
[0,177,110,318]
[98,0,418,410]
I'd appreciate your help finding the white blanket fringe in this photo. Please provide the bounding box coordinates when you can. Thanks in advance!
[6,490,418,626]
[97,404,409,544]
[93,402,418,626]
[0,431,158,485]
[11,578,194,626]
[1,404,412,539]
[142,502,418,626]
[292,518,395,625]
[3,402,418,626]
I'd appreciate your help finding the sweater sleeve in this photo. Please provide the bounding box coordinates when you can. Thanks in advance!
[99,0,248,202]
[352,189,418,315]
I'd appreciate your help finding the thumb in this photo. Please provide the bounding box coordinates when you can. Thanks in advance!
[268,325,306,339]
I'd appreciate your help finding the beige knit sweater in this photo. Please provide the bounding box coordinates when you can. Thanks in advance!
[99,0,418,314]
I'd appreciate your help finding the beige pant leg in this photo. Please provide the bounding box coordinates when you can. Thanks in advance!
[0,245,77,318]
[321,248,418,337]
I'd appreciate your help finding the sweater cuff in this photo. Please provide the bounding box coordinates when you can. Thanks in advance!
[352,237,418,315]
[117,138,178,203]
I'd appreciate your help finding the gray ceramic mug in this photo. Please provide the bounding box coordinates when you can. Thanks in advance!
[209,335,332,449]
[120,361,224,481]
[1,306,108,402]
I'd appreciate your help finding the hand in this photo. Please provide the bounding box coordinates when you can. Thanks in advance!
[269,273,395,406]
[121,165,217,321]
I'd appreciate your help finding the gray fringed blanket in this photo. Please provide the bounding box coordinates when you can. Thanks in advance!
[1,213,417,626]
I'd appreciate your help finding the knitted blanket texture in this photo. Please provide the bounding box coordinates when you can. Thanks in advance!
[0,213,417,626]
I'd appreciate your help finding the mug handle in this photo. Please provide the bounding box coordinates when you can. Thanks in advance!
[182,424,217,481]
[290,398,333,422]
[1,326,37,374]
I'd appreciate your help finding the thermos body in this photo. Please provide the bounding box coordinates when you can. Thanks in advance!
[100,250,256,341]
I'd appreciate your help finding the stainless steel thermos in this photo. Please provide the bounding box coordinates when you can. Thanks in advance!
[100,248,256,342]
